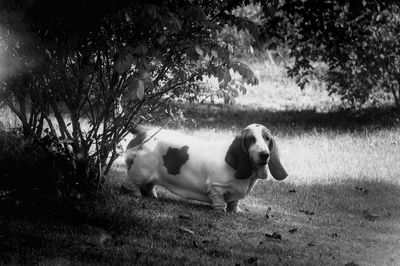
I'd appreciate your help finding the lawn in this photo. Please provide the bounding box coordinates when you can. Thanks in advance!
[1,60,400,265]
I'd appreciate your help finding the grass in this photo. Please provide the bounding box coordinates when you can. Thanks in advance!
[1,58,400,265]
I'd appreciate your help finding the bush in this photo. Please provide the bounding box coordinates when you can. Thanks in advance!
[0,129,80,203]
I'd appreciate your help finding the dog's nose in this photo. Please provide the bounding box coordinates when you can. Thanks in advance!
[259,151,270,161]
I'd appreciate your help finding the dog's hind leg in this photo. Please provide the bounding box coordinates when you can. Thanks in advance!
[227,200,242,213]
[120,183,142,197]
[208,185,227,212]
[140,183,158,198]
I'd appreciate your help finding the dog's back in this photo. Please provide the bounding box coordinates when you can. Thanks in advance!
[124,128,230,202]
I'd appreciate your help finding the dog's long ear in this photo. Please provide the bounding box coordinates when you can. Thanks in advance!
[268,138,288,180]
[225,136,253,179]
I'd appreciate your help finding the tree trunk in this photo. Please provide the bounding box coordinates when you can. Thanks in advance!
[392,79,400,111]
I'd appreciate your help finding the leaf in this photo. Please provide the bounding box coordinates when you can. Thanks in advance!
[214,67,225,82]
[229,95,236,105]
[239,84,247,94]
[217,47,229,61]
[299,209,315,215]
[230,88,238,97]
[185,6,206,25]
[145,4,159,18]
[194,45,203,56]
[186,47,198,61]
[363,210,379,221]
[229,61,259,85]
[161,12,182,33]
[244,20,259,40]
[223,71,231,84]
[115,61,125,75]
[265,232,281,240]
[127,77,145,101]
[249,45,254,54]
[133,43,149,55]
[268,42,278,50]
[227,44,234,54]
[179,226,195,235]
[157,36,166,45]
[136,80,145,100]
[114,52,137,74]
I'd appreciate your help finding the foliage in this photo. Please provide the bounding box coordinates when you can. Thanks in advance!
[262,0,400,109]
[0,0,262,195]
[219,1,265,55]
[0,128,79,201]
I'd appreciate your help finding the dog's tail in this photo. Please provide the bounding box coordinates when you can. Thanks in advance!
[126,126,148,151]
[128,124,149,135]
[125,126,148,170]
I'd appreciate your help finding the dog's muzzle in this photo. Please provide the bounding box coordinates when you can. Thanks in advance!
[254,151,269,179]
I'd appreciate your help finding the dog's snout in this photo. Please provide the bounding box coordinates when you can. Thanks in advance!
[259,151,270,161]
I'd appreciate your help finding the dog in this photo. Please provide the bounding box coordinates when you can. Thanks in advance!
[124,124,288,212]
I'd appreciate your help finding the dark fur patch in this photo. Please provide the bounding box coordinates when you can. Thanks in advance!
[162,146,189,175]
[225,136,253,179]
[242,128,256,151]
[126,154,136,171]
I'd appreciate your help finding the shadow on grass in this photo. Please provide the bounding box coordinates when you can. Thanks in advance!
[166,103,400,135]
[253,178,400,219]
[1,177,400,265]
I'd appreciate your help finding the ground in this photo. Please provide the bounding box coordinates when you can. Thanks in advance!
[1,60,400,265]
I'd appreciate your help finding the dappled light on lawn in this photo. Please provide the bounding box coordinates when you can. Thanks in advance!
[280,128,400,185]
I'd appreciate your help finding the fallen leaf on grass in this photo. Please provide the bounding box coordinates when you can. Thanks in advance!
[355,186,369,194]
[179,225,195,235]
[299,209,315,215]
[344,261,359,266]
[307,240,316,246]
[265,232,282,240]
[245,257,258,264]
[363,210,379,221]
[82,224,113,245]
[208,249,232,258]
[178,213,191,220]
[99,232,113,245]
[265,207,272,219]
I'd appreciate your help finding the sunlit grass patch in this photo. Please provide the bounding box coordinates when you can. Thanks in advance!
[280,127,400,185]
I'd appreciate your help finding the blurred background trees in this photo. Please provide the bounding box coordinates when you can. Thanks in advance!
[261,0,400,109]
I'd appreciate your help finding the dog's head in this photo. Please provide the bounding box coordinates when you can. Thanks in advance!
[225,124,288,180]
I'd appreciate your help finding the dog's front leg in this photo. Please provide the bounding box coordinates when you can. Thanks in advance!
[227,200,242,213]
[140,183,158,198]
[121,183,142,197]
[208,186,227,212]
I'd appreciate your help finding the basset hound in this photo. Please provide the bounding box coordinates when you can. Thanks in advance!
[124,124,288,212]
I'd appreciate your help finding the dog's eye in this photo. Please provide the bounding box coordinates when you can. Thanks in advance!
[248,136,256,143]
[244,135,256,148]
